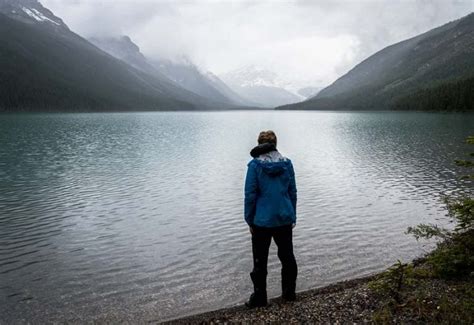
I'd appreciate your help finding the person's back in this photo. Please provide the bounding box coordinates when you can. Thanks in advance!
[244,130,298,308]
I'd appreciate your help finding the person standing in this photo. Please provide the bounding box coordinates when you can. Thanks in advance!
[244,130,298,308]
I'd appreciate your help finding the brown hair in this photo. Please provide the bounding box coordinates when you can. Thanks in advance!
[258,130,277,146]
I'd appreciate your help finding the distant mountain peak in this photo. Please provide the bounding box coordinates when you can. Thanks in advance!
[219,66,302,107]
[117,35,139,50]
[88,34,248,106]
[221,65,280,88]
[89,35,141,56]
[159,54,196,68]
[88,34,159,80]
[0,0,67,28]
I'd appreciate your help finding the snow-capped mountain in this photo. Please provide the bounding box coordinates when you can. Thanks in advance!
[151,57,251,106]
[219,66,302,107]
[89,35,250,106]
[203,71,257,107]
[225,66,281,88]
[0,0,240,111]
[0,0,67,29]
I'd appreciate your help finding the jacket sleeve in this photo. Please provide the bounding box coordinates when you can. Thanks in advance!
[288,161,297,221]
[244,161,258,226]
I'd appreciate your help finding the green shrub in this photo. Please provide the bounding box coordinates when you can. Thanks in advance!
[407,136,474,278]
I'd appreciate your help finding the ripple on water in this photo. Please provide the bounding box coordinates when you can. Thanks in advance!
[0,111,472,322]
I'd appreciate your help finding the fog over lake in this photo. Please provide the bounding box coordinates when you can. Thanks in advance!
[0,111,473,322]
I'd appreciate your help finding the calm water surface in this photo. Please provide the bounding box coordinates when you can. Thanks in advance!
[0,111,473,322]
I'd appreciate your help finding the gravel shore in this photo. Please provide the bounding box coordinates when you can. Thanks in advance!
[164,275,380,324]
[164,268,473,324]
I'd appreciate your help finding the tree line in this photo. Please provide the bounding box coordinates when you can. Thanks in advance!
[392,76,474,112]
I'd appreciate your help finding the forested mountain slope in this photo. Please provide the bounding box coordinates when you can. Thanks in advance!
[278,13,474,111]
[0,0,230,112]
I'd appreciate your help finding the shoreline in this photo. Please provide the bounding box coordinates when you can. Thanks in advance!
[163,258,473,324]
[162,274,379,324]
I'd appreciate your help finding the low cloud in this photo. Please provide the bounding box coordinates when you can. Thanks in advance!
[42,0,473,88]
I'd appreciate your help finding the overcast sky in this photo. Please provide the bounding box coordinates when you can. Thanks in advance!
[42,0,473,89]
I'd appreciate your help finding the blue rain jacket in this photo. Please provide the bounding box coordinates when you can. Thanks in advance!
[244,151,297,227]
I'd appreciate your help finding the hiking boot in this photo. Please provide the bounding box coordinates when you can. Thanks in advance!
[245,293,268,308]
[282,292,296,302]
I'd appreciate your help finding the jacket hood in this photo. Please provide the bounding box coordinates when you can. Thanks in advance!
[260,162,287,176]
[250,145,289,177]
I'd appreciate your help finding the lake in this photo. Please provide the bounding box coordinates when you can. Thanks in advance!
[0,111,473,322]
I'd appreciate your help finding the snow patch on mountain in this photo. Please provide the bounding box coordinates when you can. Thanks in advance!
[223,65,279,87]
[0,0,68,28]
[219,65,306,107]
[22,7,59,25]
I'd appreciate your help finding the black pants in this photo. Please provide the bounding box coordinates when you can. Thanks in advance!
[250,224,298,299]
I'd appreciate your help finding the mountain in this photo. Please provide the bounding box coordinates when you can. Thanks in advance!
[202,70,255,106]
[220,66,302,107]
[151,57,253,106]
[0,0,230,112]
[89,36,249,106]
[297,86,323,99]
[88,35,157,74]
[0,0,66,28]
[278,12,474,111]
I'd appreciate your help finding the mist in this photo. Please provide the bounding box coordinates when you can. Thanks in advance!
[42,0,473,88]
